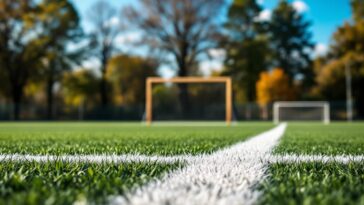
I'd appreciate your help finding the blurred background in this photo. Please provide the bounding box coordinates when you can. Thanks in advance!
[0,0,363,121]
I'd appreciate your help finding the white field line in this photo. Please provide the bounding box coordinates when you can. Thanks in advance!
[1,124,363,205]
[110,123,287,205]
[0,154,190,164]
[1,153,363,165]
[268,154,364,164]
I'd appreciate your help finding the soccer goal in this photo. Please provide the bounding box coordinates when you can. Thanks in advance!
[273,101,330,124]
[145,77,232,125]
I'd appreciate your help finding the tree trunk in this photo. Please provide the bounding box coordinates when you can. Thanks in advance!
[11,85,23,121]
[100,70,108,107]
[177,61,190,119]
[46,75,54,120]
[100,51,109,107]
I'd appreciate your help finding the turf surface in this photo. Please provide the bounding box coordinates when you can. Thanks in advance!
[0,122,272,204]
[0,161,180,205]
[0,122,272,155]
[260,123,364,205]
[275,122,364,155]
[259,162,364,205]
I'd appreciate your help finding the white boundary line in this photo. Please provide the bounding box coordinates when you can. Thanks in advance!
[110,123,287,205]
[1,124,363,205]
[268,154,364,164]
[1,153,363,164]
[0,154,190,164]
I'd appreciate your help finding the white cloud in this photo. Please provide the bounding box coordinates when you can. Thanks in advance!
[314,43,328,56]
[193,49,226,76]
[199,61,223,76]
[115,32,141,44]
[104,16,120,28]
[257,0,264,5]
[256,9,272,22]
[292,0,309,13]
[158,65,176,79]
[208,49,226,59]
[82,58,101,70]
[109,16,120,26]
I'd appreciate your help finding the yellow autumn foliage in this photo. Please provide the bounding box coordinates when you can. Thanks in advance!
[256,68,296,107]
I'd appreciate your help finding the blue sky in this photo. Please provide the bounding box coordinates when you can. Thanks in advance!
[71,0,352,46]
[70,0,352,76]
[261,0,352,54]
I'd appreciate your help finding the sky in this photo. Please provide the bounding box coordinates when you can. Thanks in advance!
[259,0,352,55]
[70,0,352,76]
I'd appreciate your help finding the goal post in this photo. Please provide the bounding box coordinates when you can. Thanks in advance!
[273,101,330,124]
[145,77,232,125]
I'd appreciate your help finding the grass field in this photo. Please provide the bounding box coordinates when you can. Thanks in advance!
[0,161,180,205]
[0,122,271,155]
[275,123,364,155]
[259,123,364,205]
[0,122,363,205]
[0,122,271,204]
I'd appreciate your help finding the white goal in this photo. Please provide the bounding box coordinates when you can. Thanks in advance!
[273,101,330,124]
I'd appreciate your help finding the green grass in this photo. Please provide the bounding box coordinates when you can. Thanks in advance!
[260,122,364,205]
[0,122,272,204]
[0,161,180,205]
[259,162,364,205]
[0,122,272,155]
[275,122,364,155]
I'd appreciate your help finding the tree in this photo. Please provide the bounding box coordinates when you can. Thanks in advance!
[106,55,158,106]
[256,68,296,118]
[352,0,364,22]
[0,0,53,119]
[223,0,271,103]
[269,0,314,82]
[124,0,224,115]
[313,0,364,117]
[87,0,121,107]
[62,69,99,107]
[39,0,84,119]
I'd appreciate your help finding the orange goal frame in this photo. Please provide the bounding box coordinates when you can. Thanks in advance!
[145,77,232,125]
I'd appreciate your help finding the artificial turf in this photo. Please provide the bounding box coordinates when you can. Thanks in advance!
[259,162,364,205]
[260,123,364,205]
[0,122,272,204]
[274,122,364,155]
[0,122,272,155]
[0,161,180,205]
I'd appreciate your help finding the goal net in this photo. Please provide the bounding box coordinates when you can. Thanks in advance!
[273,101,330,124]
[145,77,232,125]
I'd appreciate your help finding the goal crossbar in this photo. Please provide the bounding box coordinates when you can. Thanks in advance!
[273,101,330,124]
[145,77,232,125]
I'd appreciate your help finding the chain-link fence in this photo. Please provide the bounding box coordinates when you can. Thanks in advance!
[0,101,360,121]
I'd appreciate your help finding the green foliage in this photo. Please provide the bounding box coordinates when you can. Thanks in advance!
[352,0,364,22]
[62,69,99,106]
[259,162,364,205]
[275,123,364,155]
[39,0,84,73]
[313,1,364,116]
[223,0,270,102]
[0,0,84,119]
[107,55,158,106]
[0,122,272,155]
[269,0,314,81]
[0,161,179,205]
